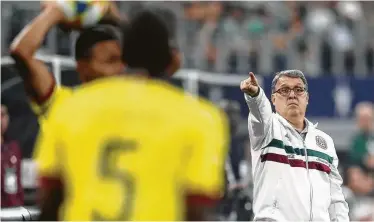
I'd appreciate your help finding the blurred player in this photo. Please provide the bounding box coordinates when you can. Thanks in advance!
[34,9,229,221]
[10,1,124,120]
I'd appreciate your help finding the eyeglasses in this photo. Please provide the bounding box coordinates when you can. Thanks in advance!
[274,87,306,97]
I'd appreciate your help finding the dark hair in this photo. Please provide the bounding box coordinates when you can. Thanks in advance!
[271,70,308,93]
[74,23,122,61]
[122,9,175,77]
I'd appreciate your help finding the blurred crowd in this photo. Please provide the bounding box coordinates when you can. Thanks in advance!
[2,1,374,75]
[177,1,374,75]
[1,1,374,221]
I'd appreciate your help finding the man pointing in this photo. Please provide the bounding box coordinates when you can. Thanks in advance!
[240,70,349,221]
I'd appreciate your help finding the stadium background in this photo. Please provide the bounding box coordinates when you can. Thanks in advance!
[1,1,374,220]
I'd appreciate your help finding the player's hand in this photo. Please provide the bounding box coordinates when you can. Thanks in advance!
[40,1,74,32]
[42,1,111,32]
[240,72,259,96]
[96,1,127,27]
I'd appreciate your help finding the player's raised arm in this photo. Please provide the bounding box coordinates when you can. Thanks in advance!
[240,72,273,149]
[9,2,65,105]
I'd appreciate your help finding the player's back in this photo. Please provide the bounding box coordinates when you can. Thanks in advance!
[53,76,228,221]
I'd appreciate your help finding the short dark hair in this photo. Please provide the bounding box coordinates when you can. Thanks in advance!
[74,23,122,61]
[271,70,308,93]
[122,9,176,77]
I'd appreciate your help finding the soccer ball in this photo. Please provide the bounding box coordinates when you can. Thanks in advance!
[56,0,109,28]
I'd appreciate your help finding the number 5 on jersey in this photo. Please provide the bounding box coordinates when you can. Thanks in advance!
[92,139,137,221]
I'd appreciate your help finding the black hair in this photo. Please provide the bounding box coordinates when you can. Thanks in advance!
[74,21,123,61]
[122,9,176,77]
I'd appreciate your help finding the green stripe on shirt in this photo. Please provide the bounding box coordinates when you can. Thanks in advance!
[265,139,333,164]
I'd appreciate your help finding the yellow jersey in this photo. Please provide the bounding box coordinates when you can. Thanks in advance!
[34,76,229,221]
[30,85,73,120]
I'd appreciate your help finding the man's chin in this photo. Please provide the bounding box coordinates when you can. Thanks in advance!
[287,108,301,117]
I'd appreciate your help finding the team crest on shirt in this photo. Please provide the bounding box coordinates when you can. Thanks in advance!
[315,135,327,150]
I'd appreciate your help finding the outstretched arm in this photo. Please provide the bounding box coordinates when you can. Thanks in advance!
[240,72,273,150]
[9,4,64,105]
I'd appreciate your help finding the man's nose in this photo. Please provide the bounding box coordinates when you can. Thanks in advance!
[288,89,297,98]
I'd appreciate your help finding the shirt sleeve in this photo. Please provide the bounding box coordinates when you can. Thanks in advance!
[244,87,274,150]
[183,104,229,200]
[29,82,58,117]
[30,86,72,118]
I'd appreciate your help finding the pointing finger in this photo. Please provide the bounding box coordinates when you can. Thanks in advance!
[249,72,257,82]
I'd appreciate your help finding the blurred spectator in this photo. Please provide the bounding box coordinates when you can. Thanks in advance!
[321,39,333,74]
[349,102,374,178]
[183,2,204,68]
[1,105,24,208]
[246,6,267,39]
[203,2,222,71]
[246,6,268,73]
[272,34,288,71]
[347,102,374,220]
[344,49,355,75]
[336,1,363,22]
[223,5,247,73]
[186,2,222,72]
[328,19,354,54]
[306,4,336,35]
[294,37,319,76]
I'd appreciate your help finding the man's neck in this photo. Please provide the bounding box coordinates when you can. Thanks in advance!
[287,117,305,132]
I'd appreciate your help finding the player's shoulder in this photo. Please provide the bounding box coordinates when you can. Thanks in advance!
[55,85,74,97]
[151,79,223,113]
[146,78,187,97]
[181,94,228,126]
[46,86,79,122]
[59,85,74,92]
[137,78,227,124]
[52,85,75,107]
[200,101,227,128]
[47,96,74,121]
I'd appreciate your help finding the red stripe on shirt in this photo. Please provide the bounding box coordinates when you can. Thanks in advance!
[186,193,220,207]
[261,153,331,174]
[39,176,63,190]
[34,79,56,105]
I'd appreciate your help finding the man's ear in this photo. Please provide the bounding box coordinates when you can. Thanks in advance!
[271,93,276,105]
[75,61,84,75]
[306,92,309,105]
